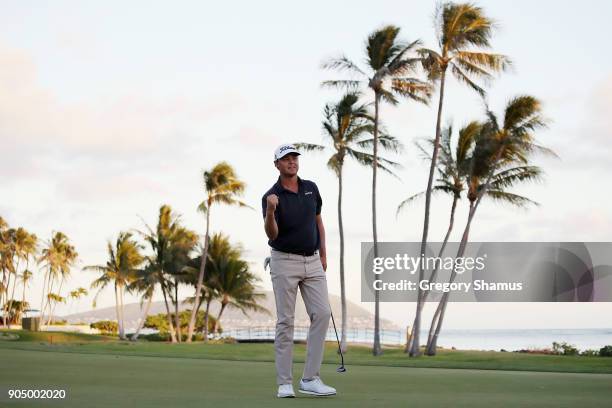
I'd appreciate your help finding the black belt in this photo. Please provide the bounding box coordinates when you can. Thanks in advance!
[287,250,317,257]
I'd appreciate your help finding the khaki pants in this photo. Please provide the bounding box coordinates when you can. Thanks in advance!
[270,249,331,385]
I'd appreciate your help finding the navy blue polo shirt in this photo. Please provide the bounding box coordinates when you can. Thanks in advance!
[261,177,322,254]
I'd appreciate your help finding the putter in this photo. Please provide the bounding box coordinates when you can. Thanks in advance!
[330,311,346,373]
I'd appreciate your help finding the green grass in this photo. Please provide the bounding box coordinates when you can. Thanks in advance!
[1,330,611,374]
[1,345,611,407]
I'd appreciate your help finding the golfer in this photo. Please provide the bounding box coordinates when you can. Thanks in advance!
[262,144,336,398]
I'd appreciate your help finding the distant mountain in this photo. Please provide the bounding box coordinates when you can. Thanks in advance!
[62,291,400,331]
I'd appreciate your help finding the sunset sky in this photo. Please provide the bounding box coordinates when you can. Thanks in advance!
[2,0,611,329]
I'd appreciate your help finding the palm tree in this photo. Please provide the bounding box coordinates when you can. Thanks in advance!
[186,162,250,342]
[0,217,9,305]
[425,95,552,355]
[0,225,16,327]
[85,232,143,339]
[323,25,431,355]
[68,287,88,314]
[296,92,402,352]
[399,122,542,352]
[20,270,33,304]
[2,228,17,326]
[399,122,478,351]
[45,293,65,323]
[2,300,30,324]
[128,228,197,342]
[183,233,236,341]
[6,228,37,325]
[211,256,268,335]
[38,232,78,326]
[137,205,197,343]
[128,264,158,341]
[410,2,512,356]
[165,224,198,341]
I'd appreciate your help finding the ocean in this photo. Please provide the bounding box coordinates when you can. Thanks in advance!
[422,328,612,351]
[226,327,612,351]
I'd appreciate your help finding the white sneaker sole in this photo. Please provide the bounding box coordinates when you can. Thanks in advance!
[298,389,336,396]
[277,393,295,398]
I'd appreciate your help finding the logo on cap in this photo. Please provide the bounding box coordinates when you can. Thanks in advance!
[274,144,301,161]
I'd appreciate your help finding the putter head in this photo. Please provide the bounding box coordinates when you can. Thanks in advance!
[336,366,346,373]
[263,256,271,271]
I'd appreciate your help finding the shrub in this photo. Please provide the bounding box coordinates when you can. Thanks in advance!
[144,310,219,335]
[141,333,170,342]
[552,341,578,356]
[580,349,599,357]
[139,332,235,343]
[208,336,237,344]
[90,320,118,335]
[599,345,612,357]
[52,319,68,326]
[0,332,19,341]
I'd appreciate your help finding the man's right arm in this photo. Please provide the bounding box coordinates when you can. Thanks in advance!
[264,194,279,240]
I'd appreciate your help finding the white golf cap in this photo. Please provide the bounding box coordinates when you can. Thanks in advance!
[274,144,301,161]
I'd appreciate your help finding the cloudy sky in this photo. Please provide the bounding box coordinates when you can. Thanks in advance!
[1,0,611,329]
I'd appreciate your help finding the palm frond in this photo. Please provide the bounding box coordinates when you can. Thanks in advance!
[356,134,403,153]
[396,192,425,216]
[391,77,432,104]
[346,149,401,177]
[450,62,485,96]
[293,142,326,153]
[455,51,511,73]
[321,80,362,90]
[485,190,539,207]
[378,88,399,105]
[321,56,366,76]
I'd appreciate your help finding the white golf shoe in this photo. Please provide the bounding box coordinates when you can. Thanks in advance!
[277,384,295,398]
[298,376,336,396]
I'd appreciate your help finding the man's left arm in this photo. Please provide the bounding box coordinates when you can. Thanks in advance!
[316,214,327,271]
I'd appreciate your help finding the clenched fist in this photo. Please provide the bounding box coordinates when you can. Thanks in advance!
[266,194,279,212]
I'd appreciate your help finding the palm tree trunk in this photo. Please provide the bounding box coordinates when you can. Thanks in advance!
[372,92,382,356]
[45,277,56,326]
[426,152,502,355]
[119,284,127,340]
[21,277,26,304]
[174,276,182,342]
[338,163,348,353]
[196,293,204,317]
[187,205,211,342]
[1,268,6,326]
[406,194,457,352]
[131,291,153,341]
[160,280,177,343]
[49,278,64,326]
[203,296,212,342]
[426,295,443,354]
[39,267,49,327]
[427,200,475,354]
[113,283,124,339]
[214,301,227,335]
[6,258,19,326]
[410,68,447,357]
[424,196,458,354]
[5,269,12,307]
[21,258,29,304]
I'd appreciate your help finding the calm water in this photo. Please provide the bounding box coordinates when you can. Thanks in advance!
[424,328,612,351]
[225,327,612,351]
[328,328,612,350]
